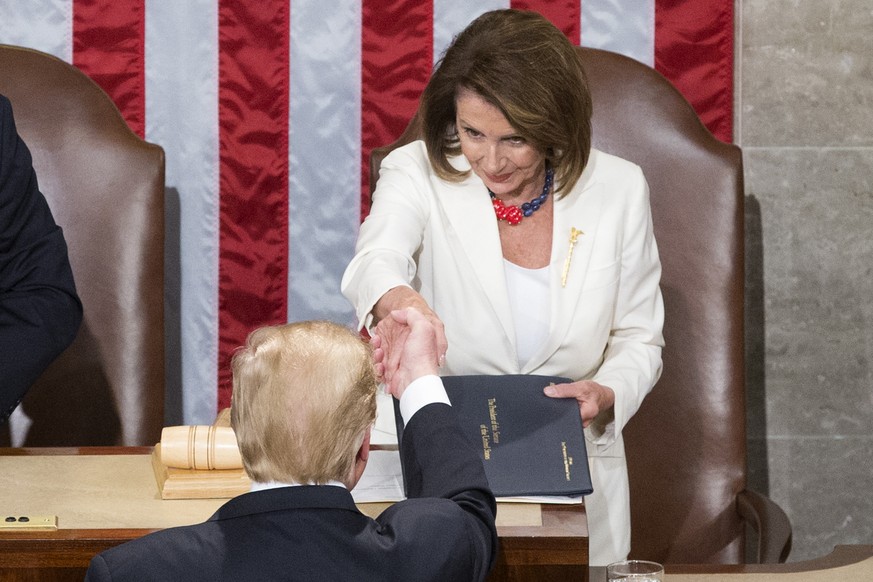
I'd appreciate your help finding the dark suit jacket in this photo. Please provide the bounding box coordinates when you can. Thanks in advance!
[0,95,81,421]
[85,402,498,581]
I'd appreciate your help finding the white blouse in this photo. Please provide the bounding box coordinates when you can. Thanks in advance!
[503,260,550,367]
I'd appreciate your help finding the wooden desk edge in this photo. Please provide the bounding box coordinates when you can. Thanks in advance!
[670,545,873,574]
[1,446,154,456]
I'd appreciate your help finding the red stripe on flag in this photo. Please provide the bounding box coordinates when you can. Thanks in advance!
[360,0,433,217]
[655,0,734,142]
[217,0,291,408]
[72,0,146,137]
[511,0,580,45]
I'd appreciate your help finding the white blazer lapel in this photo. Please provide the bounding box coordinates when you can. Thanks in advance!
[438,174,517,348]
[522,157,604,373]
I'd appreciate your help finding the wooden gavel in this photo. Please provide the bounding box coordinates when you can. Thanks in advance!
[160,425,243,470]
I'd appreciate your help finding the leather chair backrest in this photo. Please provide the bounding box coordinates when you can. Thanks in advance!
[369,46,746,563]
[0,45,165,446]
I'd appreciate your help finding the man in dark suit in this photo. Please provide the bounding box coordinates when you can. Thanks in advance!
[85,308,498,581]
[0,94,82,423]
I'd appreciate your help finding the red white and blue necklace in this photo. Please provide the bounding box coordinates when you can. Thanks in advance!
[488,167,554,226]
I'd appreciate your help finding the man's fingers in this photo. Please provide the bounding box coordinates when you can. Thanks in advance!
[435,327,448,366]
[389,307,447,368]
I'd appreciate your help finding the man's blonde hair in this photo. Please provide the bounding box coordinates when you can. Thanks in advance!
[230,321,377,484]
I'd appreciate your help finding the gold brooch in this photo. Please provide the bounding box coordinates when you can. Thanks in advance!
[561,227,584,287]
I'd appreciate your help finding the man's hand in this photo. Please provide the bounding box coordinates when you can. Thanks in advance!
[373,308,440,399]
[544,380,615,428]
[373,309,411,389]
[372,287,447,386]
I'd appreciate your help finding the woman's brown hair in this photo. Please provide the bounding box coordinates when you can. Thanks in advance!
[420,9,593,197]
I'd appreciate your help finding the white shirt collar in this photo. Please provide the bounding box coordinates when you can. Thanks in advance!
[249,480,347,493]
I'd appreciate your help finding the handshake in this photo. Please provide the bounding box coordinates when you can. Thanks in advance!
[370,307,445,399]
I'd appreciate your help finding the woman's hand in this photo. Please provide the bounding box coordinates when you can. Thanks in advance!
[543,380,615,428]
[369,333,387,382]
[373,286,447,386]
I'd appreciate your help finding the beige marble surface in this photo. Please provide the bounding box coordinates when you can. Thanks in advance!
[0,453,543,529]
[0,454,223,529]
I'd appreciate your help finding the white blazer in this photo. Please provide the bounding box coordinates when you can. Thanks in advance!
[342,140,664,566]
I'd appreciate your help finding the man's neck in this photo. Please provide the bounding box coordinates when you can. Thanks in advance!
[249,480,347,492]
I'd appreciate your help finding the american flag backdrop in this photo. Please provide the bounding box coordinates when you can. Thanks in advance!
[0,0,733,424]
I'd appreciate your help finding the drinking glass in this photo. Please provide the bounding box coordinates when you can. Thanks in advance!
[606,559,664,581]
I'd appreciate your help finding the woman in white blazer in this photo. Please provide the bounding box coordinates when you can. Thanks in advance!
[342,9,664,566]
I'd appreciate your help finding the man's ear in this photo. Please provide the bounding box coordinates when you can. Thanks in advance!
[348,427,372,490]
[357,428,371,464]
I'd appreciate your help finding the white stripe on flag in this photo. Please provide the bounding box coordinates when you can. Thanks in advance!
[581,0,656,67]
[433,0,508,65]
[145,0,220,425]
[287,0,361,327]
[0,0,72,62]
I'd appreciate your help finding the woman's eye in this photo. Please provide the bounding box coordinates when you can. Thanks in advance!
[507,136,526,145]
[463,127,483,138]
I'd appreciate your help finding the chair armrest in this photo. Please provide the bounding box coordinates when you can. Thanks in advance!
[736,488,792,563]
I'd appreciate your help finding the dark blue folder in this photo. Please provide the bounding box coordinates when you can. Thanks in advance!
[395,374,593,498]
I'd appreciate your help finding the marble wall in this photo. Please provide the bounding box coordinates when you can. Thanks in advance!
[738,0,873,562]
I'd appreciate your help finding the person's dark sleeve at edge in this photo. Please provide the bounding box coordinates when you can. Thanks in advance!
[401,397,499,580]
[0,95,82,422]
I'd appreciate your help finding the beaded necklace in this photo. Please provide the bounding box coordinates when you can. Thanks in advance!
[488,167,554,226]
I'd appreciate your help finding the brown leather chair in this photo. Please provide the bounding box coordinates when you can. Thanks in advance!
[369,47,792,564]
[0,45,165,446]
